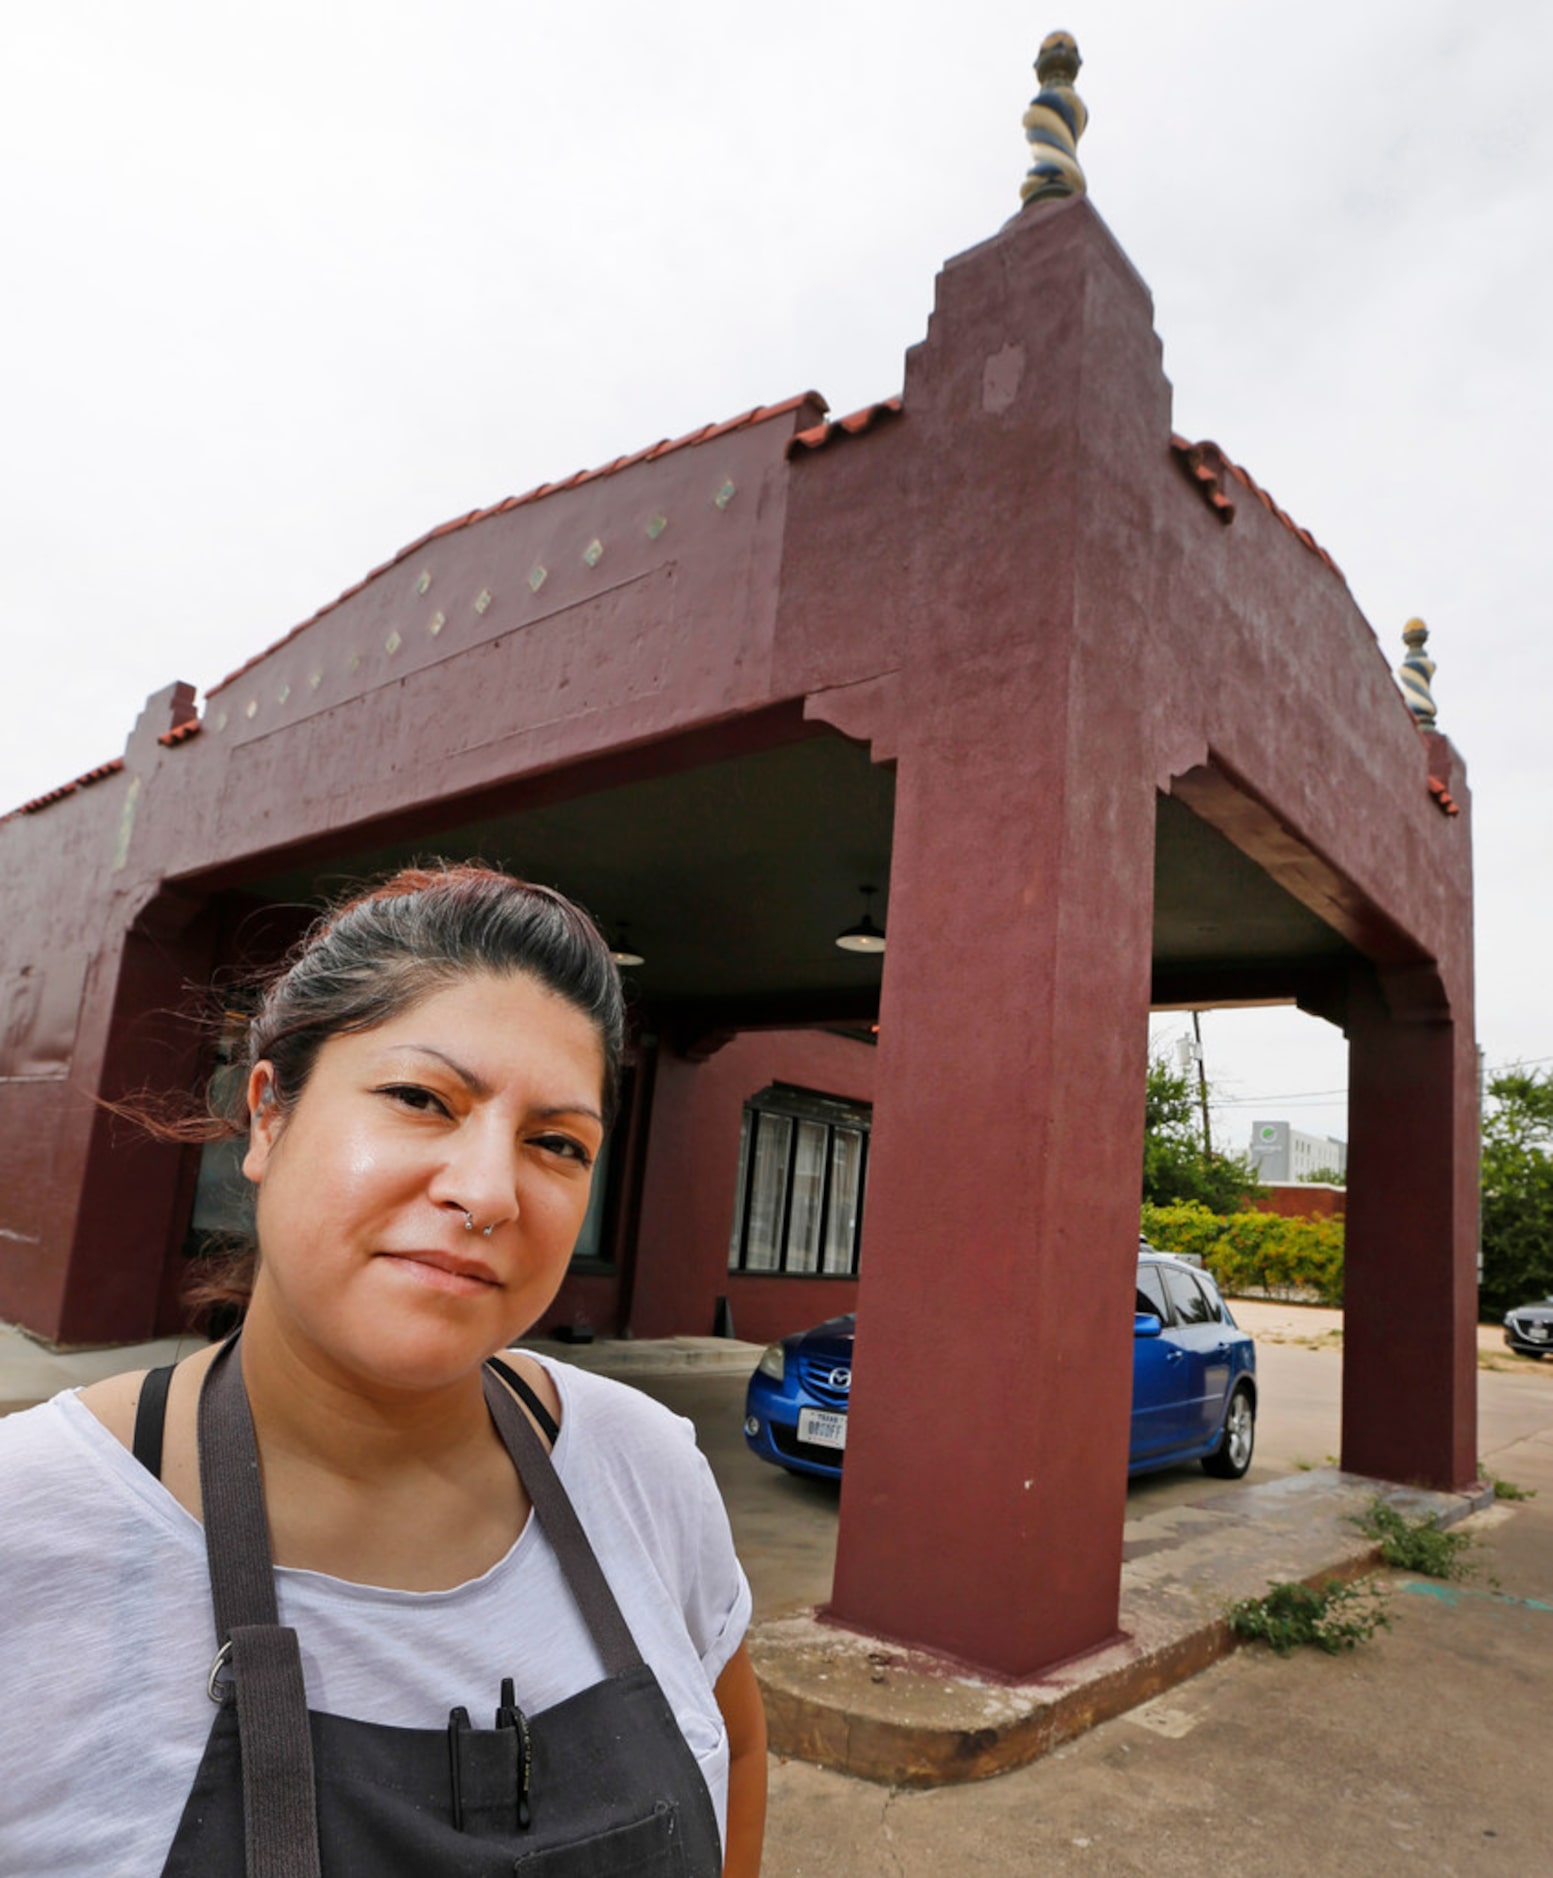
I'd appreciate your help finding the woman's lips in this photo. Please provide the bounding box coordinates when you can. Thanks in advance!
[378,1251,501,1297]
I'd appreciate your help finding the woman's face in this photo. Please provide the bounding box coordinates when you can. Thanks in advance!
[241,970,606,1391]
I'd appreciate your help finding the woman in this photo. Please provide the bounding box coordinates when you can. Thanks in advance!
[0,864,767,1875]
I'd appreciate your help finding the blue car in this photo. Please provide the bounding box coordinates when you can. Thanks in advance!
[743,1247,1257,1483]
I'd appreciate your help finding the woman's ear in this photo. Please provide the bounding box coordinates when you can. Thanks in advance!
[242,1064,283,1182]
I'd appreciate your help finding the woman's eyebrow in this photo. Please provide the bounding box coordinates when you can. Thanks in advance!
[392,1046,603,1124]
[393,1044,491,1096]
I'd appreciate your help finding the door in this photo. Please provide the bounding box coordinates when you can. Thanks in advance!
[1130,1262,1193,1462]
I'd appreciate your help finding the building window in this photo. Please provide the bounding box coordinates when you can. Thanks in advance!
[728,1084,871,1278]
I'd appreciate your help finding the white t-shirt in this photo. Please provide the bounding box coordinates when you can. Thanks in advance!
[0,1355,750,1876]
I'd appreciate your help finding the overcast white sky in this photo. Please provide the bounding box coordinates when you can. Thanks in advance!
[5,1,1549,1150]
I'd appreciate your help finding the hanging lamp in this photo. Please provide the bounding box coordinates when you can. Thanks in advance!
[835,885,886,954]
[610,921,645,968]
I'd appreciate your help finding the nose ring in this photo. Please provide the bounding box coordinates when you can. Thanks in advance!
[463,1212,496,1238]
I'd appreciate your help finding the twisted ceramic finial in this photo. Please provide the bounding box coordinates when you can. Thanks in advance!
[1398,618,1439,730]
[1020,31,1088,208]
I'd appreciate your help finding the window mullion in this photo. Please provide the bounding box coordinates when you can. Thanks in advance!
[776,1121,798,1273]
[736,1113,760,1272]
[815,1124,837,1273]
[850,1131,869,1276]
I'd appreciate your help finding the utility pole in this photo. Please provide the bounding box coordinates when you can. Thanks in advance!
[1192,1010,1212,1156]
[1174,1018,1214,1156]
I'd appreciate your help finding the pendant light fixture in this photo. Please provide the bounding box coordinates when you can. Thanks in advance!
[835,885,886,954]
[609,921,645,968]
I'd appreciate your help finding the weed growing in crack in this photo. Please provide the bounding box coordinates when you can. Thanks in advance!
[1353,1498,1476,1579]
[1227,1577,1391,1656]
[1483,1469,1535,1502]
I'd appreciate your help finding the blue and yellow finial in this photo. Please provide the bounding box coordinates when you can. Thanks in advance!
[1398,619,1440,731]
[1020,31,1088,208]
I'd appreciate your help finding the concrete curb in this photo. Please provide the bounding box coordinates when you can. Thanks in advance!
[749,1469,1493,1787]
[522,1336,764,1378]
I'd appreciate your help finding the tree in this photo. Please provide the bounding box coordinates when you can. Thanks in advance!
[1479,1067,1553,1318]
[1142,1054,1257,1213]
[1300,1166,1346,1186]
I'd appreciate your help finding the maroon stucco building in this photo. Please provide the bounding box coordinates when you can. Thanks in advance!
[0,153,1476,1675]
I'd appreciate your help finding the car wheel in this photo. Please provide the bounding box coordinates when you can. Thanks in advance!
[1202,1384,1255,1479]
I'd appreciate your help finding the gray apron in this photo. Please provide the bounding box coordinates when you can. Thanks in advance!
[153,1338,724,1876]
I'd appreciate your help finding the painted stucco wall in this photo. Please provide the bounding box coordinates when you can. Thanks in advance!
[627,1029,876,1346]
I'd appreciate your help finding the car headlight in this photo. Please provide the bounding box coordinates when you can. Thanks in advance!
[756,1343,786,1381]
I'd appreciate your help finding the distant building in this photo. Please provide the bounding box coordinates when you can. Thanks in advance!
[1248,1120,1347,1183]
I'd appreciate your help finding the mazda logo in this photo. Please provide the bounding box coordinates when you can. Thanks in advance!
[828,1367,852,1390]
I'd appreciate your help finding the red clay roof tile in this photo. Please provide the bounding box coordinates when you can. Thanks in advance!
[3,755,124,821]
[1171,434,1344,582]
[788,397,904,455]
[1428,775,1461,816]
[207,391,828,697]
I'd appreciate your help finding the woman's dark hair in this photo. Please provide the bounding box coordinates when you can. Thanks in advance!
[239,863,624,1128]
[185,862,624,1323]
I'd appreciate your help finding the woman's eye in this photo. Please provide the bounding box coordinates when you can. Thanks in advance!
[379,1084,450,1116]
[535,1134,593,1168]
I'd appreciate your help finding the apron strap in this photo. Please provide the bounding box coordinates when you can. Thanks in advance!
[480,1364,643,1678]
[198,1336,323,1878]
[199,1334,284,1632]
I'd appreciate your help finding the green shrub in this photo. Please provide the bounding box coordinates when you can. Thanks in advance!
[1228,1577,1390,1655]
[1141,1203,1345,1306]
[1139,1200,1224,1266]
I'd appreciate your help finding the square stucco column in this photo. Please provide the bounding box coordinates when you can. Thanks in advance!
[827,679,1157,1676]
[1341,973,1479,1489]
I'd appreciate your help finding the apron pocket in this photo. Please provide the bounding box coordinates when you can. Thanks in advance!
[510,1799,684,1876]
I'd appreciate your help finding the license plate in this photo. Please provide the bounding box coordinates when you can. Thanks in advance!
[1530,1326,1549,1342]
[798,1408,848,1450]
